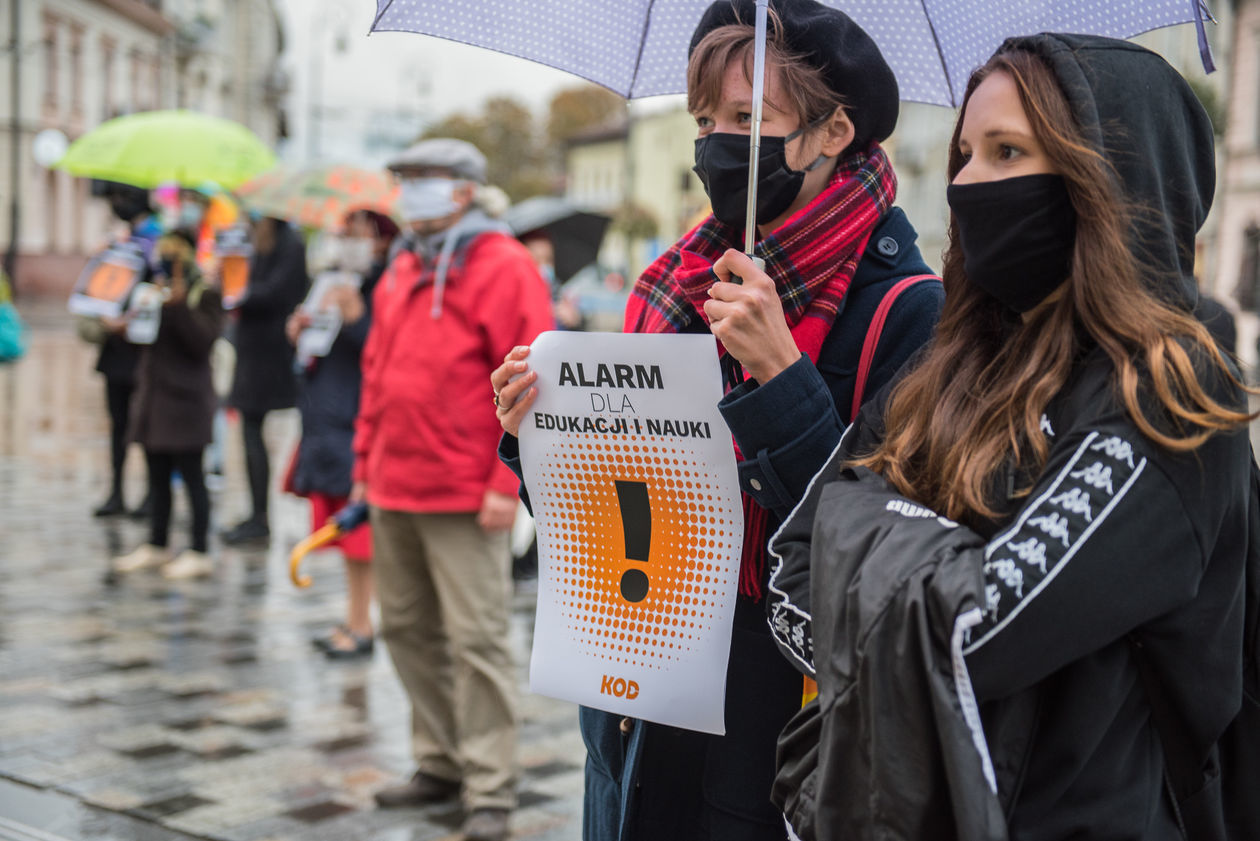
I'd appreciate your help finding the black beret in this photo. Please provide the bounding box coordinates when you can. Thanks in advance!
[688,0,899,150]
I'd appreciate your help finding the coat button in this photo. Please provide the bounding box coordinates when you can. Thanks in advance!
[749,478,763,491]
[877,236,899,257]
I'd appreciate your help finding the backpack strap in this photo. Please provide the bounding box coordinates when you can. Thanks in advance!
[850,274,937,423]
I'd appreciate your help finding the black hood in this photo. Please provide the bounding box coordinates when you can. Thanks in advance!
[997,33,1215,307]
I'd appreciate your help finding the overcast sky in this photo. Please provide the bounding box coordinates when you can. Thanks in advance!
[275,0,611,120]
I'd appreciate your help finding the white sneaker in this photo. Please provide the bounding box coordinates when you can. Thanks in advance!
[112,544,171,573]
[161,550,214,580]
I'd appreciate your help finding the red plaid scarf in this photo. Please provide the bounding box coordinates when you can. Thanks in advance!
[625,146,897,599]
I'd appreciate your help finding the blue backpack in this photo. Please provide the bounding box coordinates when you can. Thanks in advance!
[0,276,24,363]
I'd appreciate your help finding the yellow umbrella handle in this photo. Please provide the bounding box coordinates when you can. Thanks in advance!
[289,521,342,588]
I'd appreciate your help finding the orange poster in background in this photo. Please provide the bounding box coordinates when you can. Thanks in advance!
[68,245,146,318]
[220,255,249,304]
[520,332,743,734]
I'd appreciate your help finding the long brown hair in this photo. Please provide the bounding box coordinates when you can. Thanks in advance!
[853,49,1253,524]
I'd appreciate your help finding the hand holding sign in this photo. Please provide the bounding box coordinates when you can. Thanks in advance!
[490,345,539,437]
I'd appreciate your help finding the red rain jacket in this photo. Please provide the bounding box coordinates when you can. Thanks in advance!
[353,230,553,513]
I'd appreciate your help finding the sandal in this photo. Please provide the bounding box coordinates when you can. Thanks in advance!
[311,624,351,652]
[325,629,374,660]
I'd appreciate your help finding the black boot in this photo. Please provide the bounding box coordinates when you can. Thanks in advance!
[93,492,126,517]
[220,518,270,545]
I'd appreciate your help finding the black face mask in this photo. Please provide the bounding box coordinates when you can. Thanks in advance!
[693,123,828,229]
[946,173,1077,313]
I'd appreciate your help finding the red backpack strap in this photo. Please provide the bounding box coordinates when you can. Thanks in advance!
[850,274,937,424]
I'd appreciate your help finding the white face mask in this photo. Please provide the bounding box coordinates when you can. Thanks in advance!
[398,177,462,222]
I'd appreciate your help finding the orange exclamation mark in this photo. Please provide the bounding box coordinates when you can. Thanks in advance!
[615,480,651,603]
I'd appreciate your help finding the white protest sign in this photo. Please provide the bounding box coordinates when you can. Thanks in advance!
[519,331,743,734]
[124,283,163,345]
[296,270,358,363]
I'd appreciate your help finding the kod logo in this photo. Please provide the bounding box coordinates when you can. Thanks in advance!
[600,674,639,699]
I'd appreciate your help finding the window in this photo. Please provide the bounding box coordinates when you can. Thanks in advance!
[69,23,84,116]
[101,37,116,118]
[42,13,58,110]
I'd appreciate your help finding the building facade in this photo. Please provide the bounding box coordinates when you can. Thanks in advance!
[1,0,284,297]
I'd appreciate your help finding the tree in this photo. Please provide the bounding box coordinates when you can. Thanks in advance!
[546,85,626,148]
[420,98,551,201]
[414,85,626,204]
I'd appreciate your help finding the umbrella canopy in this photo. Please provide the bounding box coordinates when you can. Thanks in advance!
[503,197,612,284]
[370,0,1215,107]
[235,165,401,230]
[55,110,276,190]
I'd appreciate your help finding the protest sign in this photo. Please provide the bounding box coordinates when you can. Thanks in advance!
[214,225,252,307]
[68,244,146,318]
[519,331,743,734]
[124,283,163,345]
[295,270,358,363]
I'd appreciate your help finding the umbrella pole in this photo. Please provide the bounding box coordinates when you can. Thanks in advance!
[743,0,770,263]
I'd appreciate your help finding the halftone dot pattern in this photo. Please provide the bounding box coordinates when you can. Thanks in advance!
[534,433,742,672]
[373,0,1206,107]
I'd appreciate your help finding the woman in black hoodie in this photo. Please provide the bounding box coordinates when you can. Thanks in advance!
[766,35,1255,841]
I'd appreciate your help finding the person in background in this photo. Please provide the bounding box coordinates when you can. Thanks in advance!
[79,181,160,518]
[519,232,582,329]
[287,209,398,660]
[356,138,553,841]
[111,232,225,578]
[222,215,308,545]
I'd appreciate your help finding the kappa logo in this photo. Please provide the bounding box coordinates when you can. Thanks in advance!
[1070,461,1115,494]
[1091,435,1136,469]
[600,674,640,700]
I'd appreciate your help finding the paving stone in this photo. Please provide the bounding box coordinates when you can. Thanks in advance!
[0,317,584,841]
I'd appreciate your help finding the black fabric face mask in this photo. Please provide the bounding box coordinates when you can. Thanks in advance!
[946,173,1078,313]
[693,123,827,229]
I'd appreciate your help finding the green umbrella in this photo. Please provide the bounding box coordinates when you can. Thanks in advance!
[55,109,276,190]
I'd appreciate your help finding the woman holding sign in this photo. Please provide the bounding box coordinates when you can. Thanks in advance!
[494,1,943,838]
[286,210,399,659]
[767,35,1257,840]
[112,233,225,579]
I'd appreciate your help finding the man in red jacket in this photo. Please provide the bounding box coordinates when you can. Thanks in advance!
[352,138,554,841]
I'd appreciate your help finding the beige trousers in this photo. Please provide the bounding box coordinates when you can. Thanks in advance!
[370,507,518,810]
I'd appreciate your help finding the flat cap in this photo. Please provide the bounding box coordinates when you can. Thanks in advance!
[386,137,488,184]
[689,0,899,151]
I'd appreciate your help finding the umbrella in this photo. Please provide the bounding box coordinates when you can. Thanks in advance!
[370,0,1215,106]
[55,110,276,190]
[235,164,401,230]
[503,197,611,283]
[371,0,1216,256]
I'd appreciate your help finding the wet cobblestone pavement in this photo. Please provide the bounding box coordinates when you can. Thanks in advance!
[0,305,583,841]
